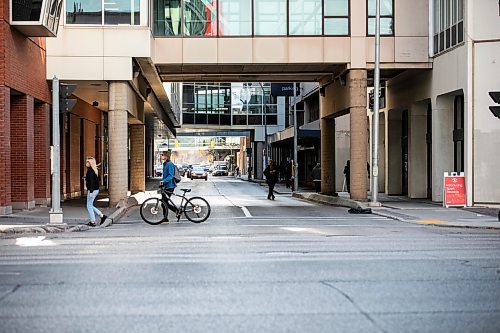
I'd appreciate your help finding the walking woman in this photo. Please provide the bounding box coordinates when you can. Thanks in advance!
[84,157,107,227]
[264,159,278,200]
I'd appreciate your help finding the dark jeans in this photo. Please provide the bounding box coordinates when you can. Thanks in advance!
[268,182,276,199]
[314,180,321,193]
[161,188,179,218]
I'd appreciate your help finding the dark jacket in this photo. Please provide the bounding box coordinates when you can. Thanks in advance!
[85,168,100,192]
[264,166,278,185]
[311,165,321,181]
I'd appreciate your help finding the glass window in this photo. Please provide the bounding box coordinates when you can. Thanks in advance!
[154,0,182,35]
[367,0,393,16]
[66,0,102,24]
[184,0,217,36]
[254,0,286,35]
[433,0,464,55]
[325,0,348,16]
[219,0,251,36]
[105,0,132,24]
[289,0,322,35]
[367,0,393,35]
[324,18,348,35]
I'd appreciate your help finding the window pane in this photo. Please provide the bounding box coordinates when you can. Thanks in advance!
[368,0,393,16]
[368,17,393,35]
[184,0,217,36]
[324,18,348,35]
[219,0,251,36]
[324,0,348,16]
[289,0,322,35]
[134,0,140,25]
[105,0,134,24]
[66,0,102,24]
[154,0,182,36]
[254,0,286,35]
[458,0,463,20]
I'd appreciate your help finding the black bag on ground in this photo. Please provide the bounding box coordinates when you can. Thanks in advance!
[348,207,372,214]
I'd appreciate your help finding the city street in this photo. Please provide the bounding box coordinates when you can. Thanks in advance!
[1,177,499,333]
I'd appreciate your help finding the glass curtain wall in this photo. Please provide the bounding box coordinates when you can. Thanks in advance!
[153,0,351,36]
[433,0,464,55]
[182,83,277,126]
[66,0,140,24]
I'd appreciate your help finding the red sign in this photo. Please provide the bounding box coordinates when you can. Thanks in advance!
[443,173,466,207]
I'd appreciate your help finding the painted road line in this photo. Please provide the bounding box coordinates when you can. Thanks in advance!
[240,206,252,217]
[418,220,445,224]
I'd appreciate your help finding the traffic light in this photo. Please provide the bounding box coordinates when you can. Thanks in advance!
[59,83,77,113]
[489,91,500,119]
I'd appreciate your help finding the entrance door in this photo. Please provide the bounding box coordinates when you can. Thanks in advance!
[401,110,409,196]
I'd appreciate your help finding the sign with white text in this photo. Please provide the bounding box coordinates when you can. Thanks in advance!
[443,172,466,208]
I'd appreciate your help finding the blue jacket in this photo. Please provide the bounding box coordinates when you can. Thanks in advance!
[162,161,177,189]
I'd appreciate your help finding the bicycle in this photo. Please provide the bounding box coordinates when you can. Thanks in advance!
[140,186,211,225]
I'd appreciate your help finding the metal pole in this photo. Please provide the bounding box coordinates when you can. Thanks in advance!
[49,76,64,224]
[259,82,268,168]
[293,83,299,192]
[371,0,381,205]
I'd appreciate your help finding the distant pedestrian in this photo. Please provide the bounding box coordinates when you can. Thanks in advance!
[343,160,350,193]
[264,159,278,200]
[160,151,178,222]
[311,162,321,193]
[84,157,106,227]
[284,158,292,188]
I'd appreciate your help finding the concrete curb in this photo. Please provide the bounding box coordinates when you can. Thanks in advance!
[99,205,130,228]
[0,224,90,235]
[292,192,367,209]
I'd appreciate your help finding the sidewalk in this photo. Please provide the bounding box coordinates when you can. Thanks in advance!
[0,192,128,235]
[292,191,500,230]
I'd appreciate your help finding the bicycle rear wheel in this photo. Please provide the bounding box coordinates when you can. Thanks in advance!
[140,198,167,225]
[183,197,211,223]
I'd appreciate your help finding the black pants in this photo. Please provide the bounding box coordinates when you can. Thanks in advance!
[268,182,276,199]
[162,188,179,218]
[314,181,321,193]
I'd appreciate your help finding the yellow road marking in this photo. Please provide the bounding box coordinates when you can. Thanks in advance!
[418,220,445,224]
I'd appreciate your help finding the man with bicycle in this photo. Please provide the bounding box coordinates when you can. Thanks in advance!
[160,151,178,222]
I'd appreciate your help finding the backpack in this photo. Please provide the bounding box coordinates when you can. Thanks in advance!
[173,164,182,183]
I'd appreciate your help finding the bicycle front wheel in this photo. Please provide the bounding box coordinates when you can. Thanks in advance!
[140,198,167,225]
[183,197,211,223]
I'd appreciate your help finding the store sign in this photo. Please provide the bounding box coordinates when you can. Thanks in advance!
[443,172,466,208]
[271,83,300,97]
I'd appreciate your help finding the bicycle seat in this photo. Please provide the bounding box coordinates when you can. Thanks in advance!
[180,189,191,193]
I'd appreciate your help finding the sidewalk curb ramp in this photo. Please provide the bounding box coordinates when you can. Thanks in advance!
[292,192,367,209]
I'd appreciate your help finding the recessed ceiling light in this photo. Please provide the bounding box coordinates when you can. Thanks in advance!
[90,83,102,86]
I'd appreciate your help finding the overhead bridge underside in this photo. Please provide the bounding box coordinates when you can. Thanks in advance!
[156,63,347,82]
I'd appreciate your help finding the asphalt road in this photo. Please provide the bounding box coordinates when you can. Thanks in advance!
[1,177,500,333]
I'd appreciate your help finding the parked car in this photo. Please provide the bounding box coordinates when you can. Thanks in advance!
[190,166,208,181]
[175,164,186,177]
[212,164,228,176]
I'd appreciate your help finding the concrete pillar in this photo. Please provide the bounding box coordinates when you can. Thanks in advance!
[130,124,145,193]
[320,118,335,194]
[0,86,12,215]
[432,95,454,202]
[10,94,35,210]
[386,110,402,194]
[108,82,130,206]
[34,102,51,206]
[254,141,264,180]
[335,115,350,192]
[348,70,368,201]
[408,103,428,198]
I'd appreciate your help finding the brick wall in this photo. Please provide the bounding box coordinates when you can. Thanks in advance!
[10,94,35,207]
[34,102,50,204]
[0,85,11,210]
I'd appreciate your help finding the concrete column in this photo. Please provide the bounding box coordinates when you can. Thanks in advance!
[34,102,51,205]
[432,95,454,202]
[335,115,350,192]
[130,124,145,193]
[320,117,335,194]
[408,103,428,198]
[10,94,35,210]
[0,86,12,215]
[348,70,368,201]
[108,82,130,206]
[254,141,264,180]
